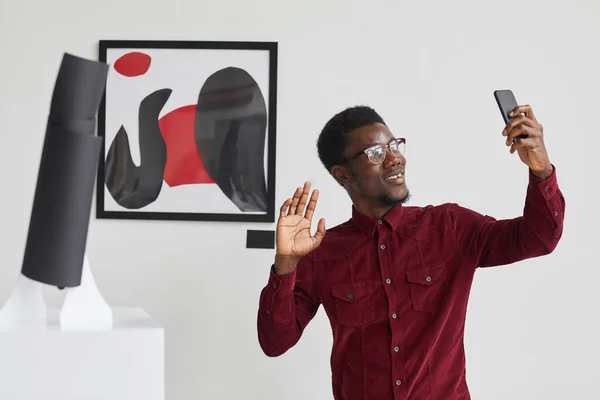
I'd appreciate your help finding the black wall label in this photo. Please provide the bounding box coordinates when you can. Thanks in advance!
[246,230,275,249]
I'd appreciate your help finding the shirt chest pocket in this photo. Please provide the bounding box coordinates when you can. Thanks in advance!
[405,264,447,313]
[330,281,376,327]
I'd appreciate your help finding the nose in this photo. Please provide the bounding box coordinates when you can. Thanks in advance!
[383,147,404,168]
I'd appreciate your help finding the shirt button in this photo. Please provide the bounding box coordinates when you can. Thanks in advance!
[394,346,399,352]
[348,293,354,300]
[396,380,402,386]
[380,244,386,250]
[273,283,277,288]
[426,276,432,282]
[554,211,559,216]
[378,219,383,224]
[386,278,391,284]
[392,313,397,319]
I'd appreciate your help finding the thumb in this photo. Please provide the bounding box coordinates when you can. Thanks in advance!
[313,218,326,244]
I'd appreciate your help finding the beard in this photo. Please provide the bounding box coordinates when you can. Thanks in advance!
[345,168,411,208]
[378,189,411,207]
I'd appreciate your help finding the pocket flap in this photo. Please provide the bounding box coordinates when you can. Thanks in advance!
[405,265,446,286]
[331,282,372,303]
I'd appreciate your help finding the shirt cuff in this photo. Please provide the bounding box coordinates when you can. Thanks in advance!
[268,265,297,293]
[529,164,558,201]
[260,265,297,318]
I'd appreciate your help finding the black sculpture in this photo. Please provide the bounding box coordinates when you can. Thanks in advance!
[20,53,109,288]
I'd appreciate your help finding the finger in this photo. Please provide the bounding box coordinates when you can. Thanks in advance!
[279,198,292,219]
[509,104,537,122]
[312,218,326,245]
[502,114,538,137]
[505,124,538,145]
[288,186,303,215]
[509,137,536,154]
[295,181,311,215]
[304,189,319,221]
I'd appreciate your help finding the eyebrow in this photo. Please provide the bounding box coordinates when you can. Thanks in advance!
[362,137,396,149]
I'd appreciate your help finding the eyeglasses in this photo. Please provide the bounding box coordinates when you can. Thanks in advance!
[344,138,406,165]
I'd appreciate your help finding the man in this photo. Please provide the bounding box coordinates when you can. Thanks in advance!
[256,105,565,399]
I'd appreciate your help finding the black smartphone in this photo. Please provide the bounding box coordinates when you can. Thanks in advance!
[494,89,527,141]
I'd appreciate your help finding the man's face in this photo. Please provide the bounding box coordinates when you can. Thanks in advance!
[334,122,409,208]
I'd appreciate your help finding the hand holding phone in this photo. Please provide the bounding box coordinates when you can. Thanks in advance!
[491,91,552,178]
[494,89,527,141]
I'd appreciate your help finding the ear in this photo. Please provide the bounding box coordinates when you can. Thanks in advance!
[330,165,351,187]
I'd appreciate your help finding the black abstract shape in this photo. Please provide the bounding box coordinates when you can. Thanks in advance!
[21,53,108,288]
[105,89,171,209]
[194,67,269,212]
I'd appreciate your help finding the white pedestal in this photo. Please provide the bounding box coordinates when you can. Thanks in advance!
[0,307,164,400]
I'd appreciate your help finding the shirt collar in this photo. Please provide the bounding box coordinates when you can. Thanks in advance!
[351,203,405,236]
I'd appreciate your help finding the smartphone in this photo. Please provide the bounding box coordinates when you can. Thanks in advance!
[494,89,526,141]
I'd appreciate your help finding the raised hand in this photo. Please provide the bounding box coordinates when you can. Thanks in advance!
[276,181,326,260]
[502,104,553,179]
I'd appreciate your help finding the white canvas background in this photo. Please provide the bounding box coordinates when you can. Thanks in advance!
[104,47,272,215]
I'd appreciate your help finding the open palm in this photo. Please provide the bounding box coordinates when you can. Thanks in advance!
[276,182,326,258]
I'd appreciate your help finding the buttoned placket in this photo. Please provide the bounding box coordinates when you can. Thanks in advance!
[376,219,405,397]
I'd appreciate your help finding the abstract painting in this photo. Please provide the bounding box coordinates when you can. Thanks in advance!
[96,40,277,222]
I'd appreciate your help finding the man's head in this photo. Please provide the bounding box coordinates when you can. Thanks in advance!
[317,105,410,216]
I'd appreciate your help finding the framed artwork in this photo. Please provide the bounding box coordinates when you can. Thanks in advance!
[96,40,278,222]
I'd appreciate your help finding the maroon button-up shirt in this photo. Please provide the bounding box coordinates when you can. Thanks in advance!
[257,167,565,399]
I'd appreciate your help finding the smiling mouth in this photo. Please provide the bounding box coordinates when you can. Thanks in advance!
[384,171,405,184]
[385,170,404,179]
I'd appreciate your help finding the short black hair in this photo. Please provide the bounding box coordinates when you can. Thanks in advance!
[317,105,386,173]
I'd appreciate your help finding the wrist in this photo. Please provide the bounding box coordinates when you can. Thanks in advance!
[274,254,300,275]
[531,163,553,180]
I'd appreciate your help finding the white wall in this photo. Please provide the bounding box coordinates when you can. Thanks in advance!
[1,0,598,399]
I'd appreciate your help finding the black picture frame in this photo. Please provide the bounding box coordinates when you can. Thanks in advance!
[96,40,278,223]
